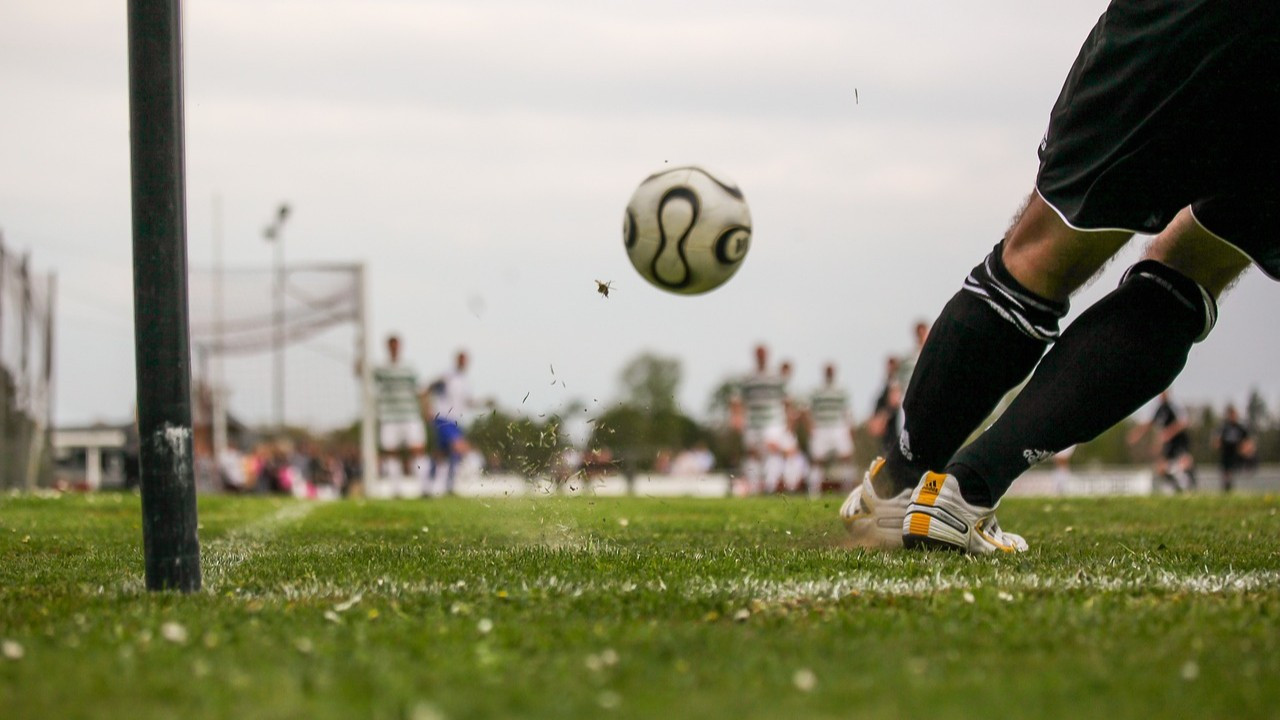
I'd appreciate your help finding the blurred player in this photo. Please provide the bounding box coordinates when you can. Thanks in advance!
[844,0,1277,552]
[895,320,931,394]
[426,349,473,496]
[1051,445,1075,496]
[1213,404,1254,493]
[867,356,903,455]
[1128,390,1198,493]
[373,335,427,486]
[806,363,856,496]
[729,344,788,495]
[777,360,809,494]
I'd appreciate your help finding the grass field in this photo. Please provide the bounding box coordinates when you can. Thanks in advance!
[2,491,1278,719]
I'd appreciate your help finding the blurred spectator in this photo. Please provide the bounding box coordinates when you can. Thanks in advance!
[670,442,715,476]
[1214,404,1255,493]
[868,356,903,454]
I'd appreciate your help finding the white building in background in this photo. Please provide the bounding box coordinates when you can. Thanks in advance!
[51,424,134,490]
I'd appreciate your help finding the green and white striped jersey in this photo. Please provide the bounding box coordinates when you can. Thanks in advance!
[741,372,787,430]
[373,364,421,423]
[810,386,850,428]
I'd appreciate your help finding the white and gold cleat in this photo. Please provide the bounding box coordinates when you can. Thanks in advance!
[839,457,913,550]
[901,471,1028,553]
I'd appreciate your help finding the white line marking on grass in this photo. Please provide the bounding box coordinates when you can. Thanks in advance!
[202,502,316,591]
[236,567,1280,604]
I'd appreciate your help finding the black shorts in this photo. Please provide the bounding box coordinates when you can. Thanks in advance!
[1036,0,1280,278]
[1220,456,1247,473]
[1161,438,1191,462]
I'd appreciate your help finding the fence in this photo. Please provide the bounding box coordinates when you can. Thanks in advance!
[0,232,55,489]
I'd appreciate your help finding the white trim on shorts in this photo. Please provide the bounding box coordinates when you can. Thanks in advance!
[1187,205,1275,280]
[1032,187,1146,236]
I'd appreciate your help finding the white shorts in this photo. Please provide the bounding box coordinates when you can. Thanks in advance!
[808,426,854,461]
[379,420,426,452]
[744,425,788,455]
[779,430,799,454]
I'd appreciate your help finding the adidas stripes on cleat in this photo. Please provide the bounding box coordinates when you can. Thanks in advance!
[901,471,1028,554]
[839,457,913,550]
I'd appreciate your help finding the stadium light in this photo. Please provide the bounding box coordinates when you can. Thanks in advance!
[264,203,290,431]
[127,0,201,592]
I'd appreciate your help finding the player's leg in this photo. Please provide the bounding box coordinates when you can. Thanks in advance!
[762,430,786,494]
[393,419,425,497]
[763,452,784,495]
[425,418,448,497]
[941,208,1250,509]
[379,422,412,482]
[805,443,827,497]
[1178,452,1198,492]
[804,431,825,493]
[380,453,401,480]
[778,431,803,493]
[877,191,1131,497]
[740,430,763,496]
[1154,454,1180,494]
[783,450,808,495]
[806,458,825,498]
[809,429,847,495]
[443,432,469,495]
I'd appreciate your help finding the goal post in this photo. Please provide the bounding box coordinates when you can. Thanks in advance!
[357,264,377,495]
[127,0,201,593]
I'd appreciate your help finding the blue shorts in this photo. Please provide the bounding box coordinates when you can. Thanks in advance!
[433,417,465,451]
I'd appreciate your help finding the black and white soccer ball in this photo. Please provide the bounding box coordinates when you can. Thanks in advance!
[622,165,752,295]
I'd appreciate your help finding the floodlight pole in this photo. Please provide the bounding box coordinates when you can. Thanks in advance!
[211,194,228,459]
[128,0,202,592]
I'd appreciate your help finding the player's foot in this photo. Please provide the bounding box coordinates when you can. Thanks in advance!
[902,471,1028,554]
[839,458,912,549]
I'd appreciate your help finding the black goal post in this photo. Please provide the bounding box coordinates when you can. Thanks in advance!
[128,0,202,592]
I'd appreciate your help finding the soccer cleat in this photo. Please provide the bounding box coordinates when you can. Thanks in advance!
[839,457,913,549]
[901,471,1028,553]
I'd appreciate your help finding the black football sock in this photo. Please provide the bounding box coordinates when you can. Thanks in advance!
[876,241,1067,496]
[947,260,1217,506]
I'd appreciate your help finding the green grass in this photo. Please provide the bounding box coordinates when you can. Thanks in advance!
[2,492,1278,719]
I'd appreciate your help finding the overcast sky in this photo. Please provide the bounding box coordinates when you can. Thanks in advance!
[3,0,1276,433]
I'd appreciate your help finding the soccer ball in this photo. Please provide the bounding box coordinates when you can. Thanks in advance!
[622,165,752,295]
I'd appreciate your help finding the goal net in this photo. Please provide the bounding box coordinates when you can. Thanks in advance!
[186,263,375,486]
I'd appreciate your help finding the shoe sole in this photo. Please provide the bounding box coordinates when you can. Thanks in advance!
[901,533,963,551]
[904,508,1028,554]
